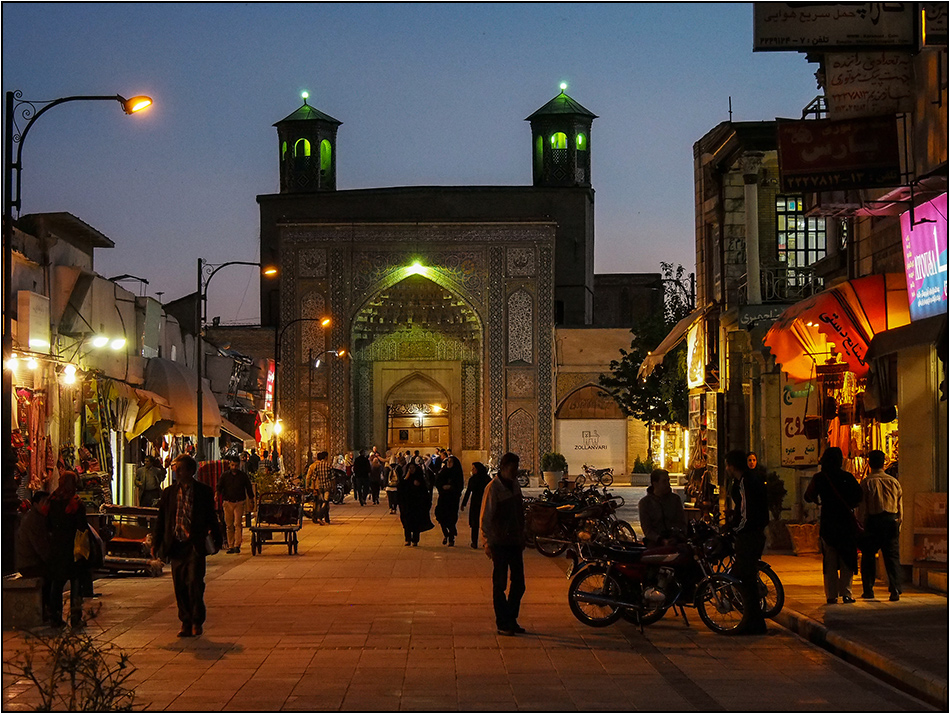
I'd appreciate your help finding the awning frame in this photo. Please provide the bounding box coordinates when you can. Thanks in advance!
[638,305,711,379]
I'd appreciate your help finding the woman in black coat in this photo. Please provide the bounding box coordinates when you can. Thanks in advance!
[397,462,433,546]
[804,447,863,604]
[434,456,465,546]
[45,471,89,627]
[461,461,492,549]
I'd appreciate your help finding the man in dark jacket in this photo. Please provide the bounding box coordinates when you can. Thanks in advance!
[216,455,255,553]
[152,455,222,638]
[637,469,687,546]
[480,452,526,636]
[725,449,769,635]
[352,449,372,506]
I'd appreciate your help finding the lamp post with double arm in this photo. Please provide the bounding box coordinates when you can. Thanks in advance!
[3,90,152,575]
[195,259,277,461]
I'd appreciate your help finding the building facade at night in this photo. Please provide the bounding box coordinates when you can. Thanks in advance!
[255,91,662,476]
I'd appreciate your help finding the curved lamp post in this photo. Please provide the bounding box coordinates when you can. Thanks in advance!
[3,90,152,575]
[195,259,277,460]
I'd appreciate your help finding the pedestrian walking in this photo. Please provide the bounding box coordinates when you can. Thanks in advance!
[461,462,491,549]
[397,461,433,546]
[804,446,862,604]
[637,468,687,546]
[247,448,261,474]
[15,491,52,622]
[370,454,383,505]
[480,452,526,636]
[216,455,255,553]
[152,454,223,638]
[859,449,903,601]
[306,451,335,524]
[135,455,165,507]
[353,449,372,506]
[434,455,465,546]
[724,449,769,634]
[385,459,401,514]
[45,471,90,628]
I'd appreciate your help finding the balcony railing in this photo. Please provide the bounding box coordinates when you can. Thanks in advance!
[737,266,823,306]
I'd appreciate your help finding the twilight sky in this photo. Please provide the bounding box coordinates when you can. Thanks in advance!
[3,2,817,324]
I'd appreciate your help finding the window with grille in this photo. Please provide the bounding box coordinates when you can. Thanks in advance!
[776,195,826,268]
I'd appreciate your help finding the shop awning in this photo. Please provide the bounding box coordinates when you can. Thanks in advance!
[866,313,947,361]
[128,389,175,441]
[220,417,256,447]
[143,358,222,437]
[764,273,911,382]
[638,306,710,379]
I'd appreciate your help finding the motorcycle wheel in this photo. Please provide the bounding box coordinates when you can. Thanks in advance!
[600,472,614,487]
[568,567,624,627]
[573,474,586,489]
[759,565,785,619]
[536,523,570,557]
[695,575,748,634]
[620,603,667,625]
[609,520,638,542]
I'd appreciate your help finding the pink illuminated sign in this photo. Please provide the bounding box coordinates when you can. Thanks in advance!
[264,359,276,412]
[901,194,947,322]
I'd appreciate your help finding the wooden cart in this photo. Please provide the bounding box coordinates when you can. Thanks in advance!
[250,491,304,555]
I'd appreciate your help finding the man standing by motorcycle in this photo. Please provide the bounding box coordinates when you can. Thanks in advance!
[724,449,769,635]
[480,452,526,636]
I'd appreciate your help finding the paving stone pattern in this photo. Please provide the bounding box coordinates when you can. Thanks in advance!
[2,490,937,712]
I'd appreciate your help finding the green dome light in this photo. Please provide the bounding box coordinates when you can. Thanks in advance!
[301,91,309,102]
[560,82,568,91]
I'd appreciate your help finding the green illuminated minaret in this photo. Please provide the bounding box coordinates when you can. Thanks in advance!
[526,83,597,188]
[275,91,342,193]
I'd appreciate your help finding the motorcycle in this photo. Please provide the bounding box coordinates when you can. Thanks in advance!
[576,464,614,488]
[701,522,785,619]
[566,522,750,634]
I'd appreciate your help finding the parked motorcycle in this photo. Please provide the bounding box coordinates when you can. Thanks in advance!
[577,463,614,488]
[566,521,750,634]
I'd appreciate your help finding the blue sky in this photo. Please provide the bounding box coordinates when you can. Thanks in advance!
[3,2,817,323]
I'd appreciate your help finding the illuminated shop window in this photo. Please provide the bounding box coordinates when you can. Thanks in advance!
[776,195,826,269]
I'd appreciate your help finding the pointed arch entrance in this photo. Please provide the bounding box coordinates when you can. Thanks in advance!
[350,273,484,455]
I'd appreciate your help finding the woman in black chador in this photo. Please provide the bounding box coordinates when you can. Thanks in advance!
[461,461,492,549]
[397,462,433,546]
[434,456,465,546]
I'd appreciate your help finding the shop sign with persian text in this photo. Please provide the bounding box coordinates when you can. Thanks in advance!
[780,373,819,466]
[777,115,901,192]
[754,3,915,51]
[901,193,948,322]
[825,52,914,118]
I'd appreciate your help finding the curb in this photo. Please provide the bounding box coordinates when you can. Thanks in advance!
[775,606,948,710]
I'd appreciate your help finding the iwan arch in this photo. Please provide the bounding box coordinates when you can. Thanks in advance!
[257,89,659,476]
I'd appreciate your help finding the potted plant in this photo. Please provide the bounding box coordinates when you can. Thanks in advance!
[540,452,569,490]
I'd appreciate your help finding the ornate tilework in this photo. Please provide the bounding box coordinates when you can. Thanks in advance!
[489,247,505,458]
[537,245,555,457]
[355,362,373,448]
[462,362,480,451]
[506,370,535,399]
[329,247,348,455]
[507,409,535,474]
[299,248,327,278]
[300,292,327,361]
[507,247,535,277]
[507,290,533,364]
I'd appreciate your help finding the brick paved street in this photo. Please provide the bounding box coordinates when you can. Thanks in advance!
[2,495,937,712]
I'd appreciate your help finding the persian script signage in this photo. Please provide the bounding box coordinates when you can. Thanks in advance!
[780,374,819,466]
[900,193,948,322]
[777,116,901,192]
[264,359,276,412]
[753,3,916,51]
[825,52,914,118]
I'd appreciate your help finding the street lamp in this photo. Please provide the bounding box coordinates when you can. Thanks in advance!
[3,89,153,575]
[196,259,278,460]
[272,316,332,420]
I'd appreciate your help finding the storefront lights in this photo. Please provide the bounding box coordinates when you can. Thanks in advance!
[110,337,127,351]
[91,335,110,348]
[63,363,77,384]
[5,355,18,373]
[26,357,38,370]
[273,420,283,435]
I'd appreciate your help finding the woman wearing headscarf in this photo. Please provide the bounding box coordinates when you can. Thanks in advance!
[804,447,863,604]
[397,462,433,546]
[461,462,492,549]
[45,471,90,627]
[434,456,465,546]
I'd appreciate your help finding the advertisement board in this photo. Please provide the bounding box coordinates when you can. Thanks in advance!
[686,320,704,389]
[754,3,916,51]
[780,373,819,466]
[900,193,948,322]
[263,359,276,412]
[777,115,901,192]
[825,52,914,118]
[556,419,626,477]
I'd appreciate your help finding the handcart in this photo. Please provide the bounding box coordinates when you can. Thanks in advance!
[250,491,304,555]
[96,504,164,576]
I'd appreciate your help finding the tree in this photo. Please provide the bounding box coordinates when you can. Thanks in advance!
[600,262,693,427]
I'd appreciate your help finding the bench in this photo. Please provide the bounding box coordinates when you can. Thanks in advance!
[2,574,44,630]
